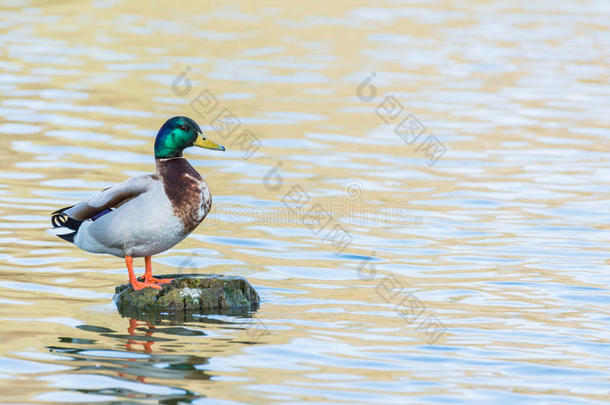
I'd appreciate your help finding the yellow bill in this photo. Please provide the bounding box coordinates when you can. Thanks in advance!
[194,133,225,151]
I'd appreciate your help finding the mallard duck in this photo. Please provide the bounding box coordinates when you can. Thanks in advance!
[49,116,225,290]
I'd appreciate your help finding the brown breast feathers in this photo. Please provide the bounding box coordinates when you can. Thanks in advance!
[156,157,206,235]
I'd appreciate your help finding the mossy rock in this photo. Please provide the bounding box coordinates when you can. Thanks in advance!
[114,274,260,322]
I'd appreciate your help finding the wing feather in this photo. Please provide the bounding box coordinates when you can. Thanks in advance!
[64,175,154,221]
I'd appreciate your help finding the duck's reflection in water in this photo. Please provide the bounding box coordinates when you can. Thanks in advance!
[46,308,258,403]
[125,318,155,354]
[116,318,207,385]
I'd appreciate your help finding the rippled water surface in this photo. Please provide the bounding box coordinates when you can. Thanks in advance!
[0,1,609,403]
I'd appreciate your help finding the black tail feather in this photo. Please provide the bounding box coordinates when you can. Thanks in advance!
[51,205,82,243]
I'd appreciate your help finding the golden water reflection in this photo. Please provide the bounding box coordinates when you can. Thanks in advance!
[0,0,609,403]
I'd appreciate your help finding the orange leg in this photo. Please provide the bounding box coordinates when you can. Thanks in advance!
[125,256,161,290]
[143,256,173,284]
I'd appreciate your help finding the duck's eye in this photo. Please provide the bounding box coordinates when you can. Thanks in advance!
[179,125,189,131]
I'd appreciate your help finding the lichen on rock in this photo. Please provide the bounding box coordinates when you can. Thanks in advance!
[114,274,260,321]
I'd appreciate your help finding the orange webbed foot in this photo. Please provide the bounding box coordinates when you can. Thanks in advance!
[131,279,162,291]
[144,276,174,284]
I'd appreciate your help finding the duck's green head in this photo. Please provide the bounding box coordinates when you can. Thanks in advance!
[154,116,225,159]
